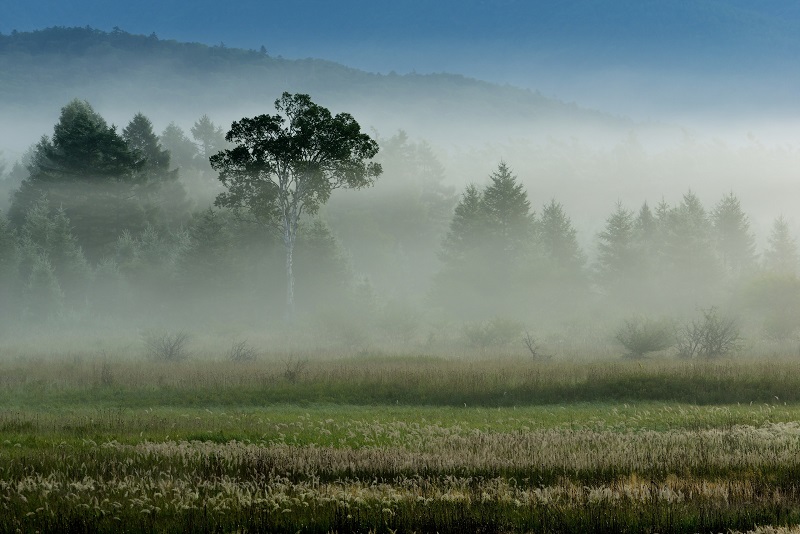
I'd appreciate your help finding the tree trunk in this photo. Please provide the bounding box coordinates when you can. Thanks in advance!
[285,233,295,321]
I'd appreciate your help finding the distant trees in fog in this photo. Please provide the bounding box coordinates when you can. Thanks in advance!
[432,162,585,318]
[8,100,189,261]
[1,96,800,343]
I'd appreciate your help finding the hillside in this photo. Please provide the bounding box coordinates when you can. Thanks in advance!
[0,27,626,156]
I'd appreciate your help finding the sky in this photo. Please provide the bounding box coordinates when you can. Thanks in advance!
[5,0,800,120]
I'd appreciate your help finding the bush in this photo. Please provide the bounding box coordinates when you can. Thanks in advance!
[676,307,741,359]
[615,316,674,358]
[226,340,259,363]
[144,331,190,362]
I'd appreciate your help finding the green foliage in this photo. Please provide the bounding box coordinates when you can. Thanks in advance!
[615,315,674,358]
[211,92,382,317]
[9,101,155,260]
[481,162,535,257]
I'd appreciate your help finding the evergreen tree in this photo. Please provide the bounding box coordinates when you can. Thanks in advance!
[18,199,92,304]
[433,163,535,318]
[191,114,227,162]
[9,100,146,260]
[440,184,486,263]
[595,202,636,293]
[123,113,190,227]
[764,215,798,275]
[123,113,172,174]
[481,162,535,258]
[160,122,199,171]
[711,192,756,276]
[537,198,585,280]
[661,191,720,304]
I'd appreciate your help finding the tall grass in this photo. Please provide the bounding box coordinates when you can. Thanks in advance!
[2,356,800,406]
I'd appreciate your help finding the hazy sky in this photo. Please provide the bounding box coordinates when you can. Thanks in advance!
[5,0,800,118]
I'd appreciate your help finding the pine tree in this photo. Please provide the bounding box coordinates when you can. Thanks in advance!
[664,191,717,278]
[9,100,146,260]
[538,198,585,280]
[123,113,172,175]
[595,201,636,292]
[123,113,190,227]
[481,162,535,258]
[711,192,756,276]
[764,215,798,275]
[191,115,227,162]
[19,199,92,304]
[440,184,486,263]
[160,122,199,171]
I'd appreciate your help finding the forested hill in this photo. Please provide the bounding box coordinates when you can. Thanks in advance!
[0,27,625,154]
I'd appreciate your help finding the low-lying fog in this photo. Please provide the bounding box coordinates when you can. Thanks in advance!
[2,34,800,362]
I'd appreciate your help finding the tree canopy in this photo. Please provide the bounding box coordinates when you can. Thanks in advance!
[211,92,382,317]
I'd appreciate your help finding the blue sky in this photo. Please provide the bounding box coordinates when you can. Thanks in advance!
[4,0,800,118]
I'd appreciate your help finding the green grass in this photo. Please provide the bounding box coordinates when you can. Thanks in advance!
[5,355,800,532]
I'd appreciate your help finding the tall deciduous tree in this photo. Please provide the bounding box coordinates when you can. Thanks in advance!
[211,92,382,318]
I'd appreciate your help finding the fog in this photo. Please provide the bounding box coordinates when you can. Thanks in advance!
[2,28,800,362]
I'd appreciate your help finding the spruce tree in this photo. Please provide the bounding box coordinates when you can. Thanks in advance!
[595,201,636,292]
[711,192,756,276]
[538,198,585,280]
[10,100,146,260]
[481,162,535,258]
[764,215,798,275]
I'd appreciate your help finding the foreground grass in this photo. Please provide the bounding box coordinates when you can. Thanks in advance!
[4,356,800,532]
[3,356,800,407]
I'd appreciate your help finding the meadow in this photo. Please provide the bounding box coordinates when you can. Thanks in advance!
[4,347,800,532]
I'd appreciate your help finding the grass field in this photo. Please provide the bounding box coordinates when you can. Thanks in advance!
[4,352,800,532]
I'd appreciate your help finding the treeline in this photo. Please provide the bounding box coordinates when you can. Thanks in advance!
[0,99,799,347]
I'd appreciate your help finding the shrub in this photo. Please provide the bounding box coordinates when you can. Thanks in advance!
[676,307,741,359]
[144,331,190,362]
[226,340,259,363]
[615,316,674,359]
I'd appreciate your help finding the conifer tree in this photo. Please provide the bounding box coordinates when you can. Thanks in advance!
[481,162,535,257]
[711,192,756,276]
[595,201,636,292]
[10,100,146,260]
[764,215,798,275]
[538,198,585,280]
